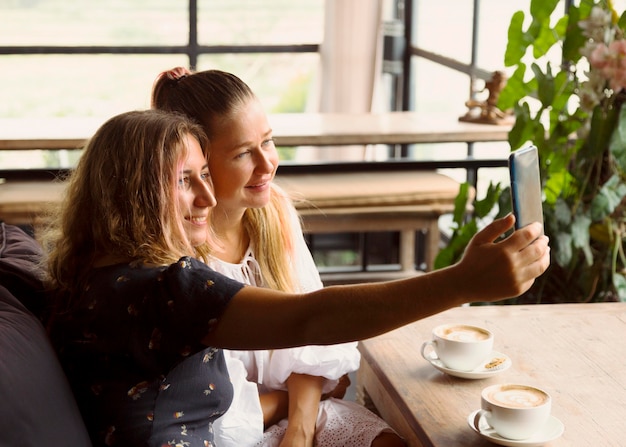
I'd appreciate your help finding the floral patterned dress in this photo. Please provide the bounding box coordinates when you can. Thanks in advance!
[49,257,244,447]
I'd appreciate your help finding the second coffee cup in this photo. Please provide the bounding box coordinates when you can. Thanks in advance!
[420,323,493,371]
[473,383,552,440]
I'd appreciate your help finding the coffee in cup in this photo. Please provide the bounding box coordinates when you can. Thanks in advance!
[420,324,493,371]
[473,384,551,440]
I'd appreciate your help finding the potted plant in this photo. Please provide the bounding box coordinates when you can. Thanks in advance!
[436,0,626,303]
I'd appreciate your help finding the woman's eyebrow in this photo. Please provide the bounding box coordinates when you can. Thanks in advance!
[180,163,209,173]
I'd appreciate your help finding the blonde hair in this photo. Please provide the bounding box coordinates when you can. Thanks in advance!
[44,110,211,308]
[243,183,298,292]
[152,68,299,292]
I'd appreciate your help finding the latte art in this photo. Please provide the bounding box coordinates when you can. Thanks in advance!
[423,324,494,371]
[477,384,552,440]
[439,325,490,342]
[487,385,549,408]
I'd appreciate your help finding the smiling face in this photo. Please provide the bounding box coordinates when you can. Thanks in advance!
[177,133,216,246]
[207,98,279,218]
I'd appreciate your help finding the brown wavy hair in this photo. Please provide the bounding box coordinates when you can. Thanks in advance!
[44,109,210,307]
[152,68,299,292]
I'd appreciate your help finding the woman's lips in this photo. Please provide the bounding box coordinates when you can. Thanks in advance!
[246,178,272,190]
[187,215,208,225]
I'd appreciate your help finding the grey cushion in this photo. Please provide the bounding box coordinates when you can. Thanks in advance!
[0,223,46,316]
[0,223,91,446]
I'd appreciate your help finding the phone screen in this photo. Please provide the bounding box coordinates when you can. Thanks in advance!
[508,145,544,233]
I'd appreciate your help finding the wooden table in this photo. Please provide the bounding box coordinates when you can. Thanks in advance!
[357,302,626,446]
[0,112,511,150]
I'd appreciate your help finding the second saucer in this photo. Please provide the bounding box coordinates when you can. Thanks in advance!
[423,350,512,379]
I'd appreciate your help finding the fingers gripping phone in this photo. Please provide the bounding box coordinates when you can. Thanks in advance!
[508,145,544,234]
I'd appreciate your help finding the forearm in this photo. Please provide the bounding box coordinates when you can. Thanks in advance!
[210,265,468,349]
[282,373,324,446]
[260,390,289,428]
[298,265,470,346]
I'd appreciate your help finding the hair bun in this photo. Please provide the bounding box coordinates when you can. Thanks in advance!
[166,66,192,81]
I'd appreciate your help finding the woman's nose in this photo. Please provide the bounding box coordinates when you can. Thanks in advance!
[255,148,277,173]
[195,180,217,207]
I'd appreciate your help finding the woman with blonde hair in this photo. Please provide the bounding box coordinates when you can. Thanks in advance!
[45,108,549,447]
[152,67,405,447]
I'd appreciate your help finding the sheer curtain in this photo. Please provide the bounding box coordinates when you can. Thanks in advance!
[298,0,384,162]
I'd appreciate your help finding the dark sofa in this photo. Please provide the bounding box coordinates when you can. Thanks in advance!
[0,222,91,446]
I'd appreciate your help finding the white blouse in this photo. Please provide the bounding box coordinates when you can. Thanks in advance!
[210,203,360,446]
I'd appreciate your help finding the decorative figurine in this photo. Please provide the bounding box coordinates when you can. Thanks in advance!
[459,71,514,125]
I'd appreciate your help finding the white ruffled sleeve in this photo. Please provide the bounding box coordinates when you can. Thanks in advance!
[264,343,360,393]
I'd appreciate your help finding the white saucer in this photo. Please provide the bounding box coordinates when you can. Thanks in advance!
[423,350,511,379]
[468,410,565,446]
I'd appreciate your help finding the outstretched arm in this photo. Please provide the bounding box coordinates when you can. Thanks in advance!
[206,214,549,349]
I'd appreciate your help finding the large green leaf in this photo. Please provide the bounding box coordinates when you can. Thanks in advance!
[532,63,555,107]
[508,102,536,150]
[452,182,471,225]
[544,169,575,204]
[562,5,586,63]
[529,0,560,21]
[498,186,512,220]
[609,104,626,172]
[553,197,572,225]
[533,120,550,157]
[474,182,502,218]
[498,65,528,111]
[555,232,573,266]
[533,17,562,58]
[583,103,621,159]
[550,69,576,113]
[571,214,592,265]
[504,11,529,67]
[590,175,626,221]
[548,107,582,145]
[618,11,626,33]
[612,273,626,302]
[434,220,478,270]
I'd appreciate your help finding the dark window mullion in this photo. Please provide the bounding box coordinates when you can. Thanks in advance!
[189,0,198,70]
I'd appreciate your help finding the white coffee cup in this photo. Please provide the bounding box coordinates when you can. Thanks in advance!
[420,323,493,371]
[473,384,551,440]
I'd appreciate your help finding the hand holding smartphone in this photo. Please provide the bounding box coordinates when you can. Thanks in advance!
[508,145,544,234]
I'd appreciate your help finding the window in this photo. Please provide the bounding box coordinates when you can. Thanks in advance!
[0,0,323,120]
[0,0,323,171]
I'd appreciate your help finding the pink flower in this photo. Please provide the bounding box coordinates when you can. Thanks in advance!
[589,40,626,92]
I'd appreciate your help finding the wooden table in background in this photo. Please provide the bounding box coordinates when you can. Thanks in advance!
[357,302,626,446]
[0,112,511,150]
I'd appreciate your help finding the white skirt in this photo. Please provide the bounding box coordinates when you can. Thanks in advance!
[257,397,397,447]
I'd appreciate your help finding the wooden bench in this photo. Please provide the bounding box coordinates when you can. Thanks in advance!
[0,180,65,230]
[276,170,461,279]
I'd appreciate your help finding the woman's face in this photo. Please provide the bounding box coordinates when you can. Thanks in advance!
[207,98,279,215]
[177,134,216,246]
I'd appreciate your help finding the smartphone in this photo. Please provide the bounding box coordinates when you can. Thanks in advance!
[508,145,544,233]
